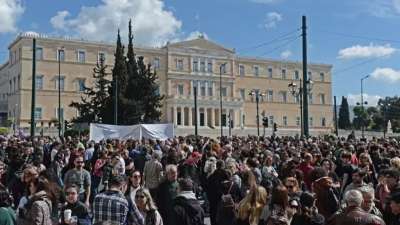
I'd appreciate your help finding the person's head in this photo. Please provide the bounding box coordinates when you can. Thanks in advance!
[109,175,128,193]
[351,168,366,184]
[321,159,333,172]
[344,190,363,207]
[300,191,315,209]
[270,184,289,209]
[359,185,375,213]
[341,151,352,164]
[178,178,193,193]
[390,192,400,215]
[284,177,299,194]
[74,155,85,170]
[165,164,178,182]
[22,165,39,184]
[0,187,13,207]
[390,157,400,170]
[304,153,313,164]
[64,184,79,204]
[128,170,142,188]
[135,188,157,211]
[359,153,371,166]
[385,169,400,190]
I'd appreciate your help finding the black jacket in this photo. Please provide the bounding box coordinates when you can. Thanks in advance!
[172,196,204,225]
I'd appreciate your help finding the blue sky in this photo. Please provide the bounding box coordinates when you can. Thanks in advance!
[1,0,400,106]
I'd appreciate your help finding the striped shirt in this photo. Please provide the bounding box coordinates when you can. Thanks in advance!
[93,190,129,225]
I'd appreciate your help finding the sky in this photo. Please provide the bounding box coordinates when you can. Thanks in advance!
[1,0,400,106]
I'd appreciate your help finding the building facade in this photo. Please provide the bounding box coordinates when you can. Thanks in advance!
[0,33,333,136]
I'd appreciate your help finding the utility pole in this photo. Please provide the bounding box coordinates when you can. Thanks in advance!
[302,15,309,137]
[228,113,232,137]
[360,75,369,138]
[219,63,226,138]
[30,38,36,137]
[58,47,63,138]
[194,85,198,140]
[334,96,338,136]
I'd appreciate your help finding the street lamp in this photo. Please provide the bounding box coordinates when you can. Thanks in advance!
[288,79,313,137]
[58,46,64,138]
[249,90,265,138]
[379,101,391,138]
[219,62,227,138]
[360,75,370,138]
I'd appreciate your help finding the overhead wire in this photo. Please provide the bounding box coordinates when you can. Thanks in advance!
[313,29,400,44]
[238,28,301,54]
[258,35,301,57]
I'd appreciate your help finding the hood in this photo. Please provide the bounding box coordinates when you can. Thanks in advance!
[174,195,202,217]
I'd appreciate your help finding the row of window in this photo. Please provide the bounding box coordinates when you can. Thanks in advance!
[239,89,326,104]
[35,75,85,91]
[262,115,327,127]
[176,82,228,97]
[239,65,325,81]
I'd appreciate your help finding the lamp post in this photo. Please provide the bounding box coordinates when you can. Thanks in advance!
[379,101,391,138]
[360,75,369,138]
[58,47,64,138]
[288,79,313,137]
[219,62,227,139]
[249,90,265,138]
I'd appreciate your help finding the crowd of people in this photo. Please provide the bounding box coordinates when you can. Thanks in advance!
[0,134,400,225]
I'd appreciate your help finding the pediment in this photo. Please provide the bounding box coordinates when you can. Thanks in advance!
[167,37,235,54]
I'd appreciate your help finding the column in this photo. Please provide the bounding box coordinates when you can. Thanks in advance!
[211,108,215,127]
[174,106,178,126]
[240,109,243,128]
[204,108,208,127]
[168,80,172,95]
[190,80,193,97]
[205,81,208,97]
[167,105,172,123]
[188,107,193,126]
[212,82,216,100]
[232,83,236,98]
[180,106,184,126]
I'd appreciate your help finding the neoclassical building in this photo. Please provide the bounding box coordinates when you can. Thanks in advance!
[0,33,333,136]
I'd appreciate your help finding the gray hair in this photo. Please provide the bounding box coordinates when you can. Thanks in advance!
[359,185,375,199]
[165,164,177,174]
[344,190,363,207]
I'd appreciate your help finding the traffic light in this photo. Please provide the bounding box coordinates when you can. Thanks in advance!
[262,117,268,127]
[273,123,277,132]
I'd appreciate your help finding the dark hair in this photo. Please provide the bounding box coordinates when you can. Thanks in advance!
[109,175,127,187]
[178,178,193,191]
[30,176,59,204]
[64,184,79,193]
[270,184,289,209]
[0,187,13,207]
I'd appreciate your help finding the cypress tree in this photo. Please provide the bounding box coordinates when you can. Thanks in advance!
[70,56,111,123]
[338,96,351,129]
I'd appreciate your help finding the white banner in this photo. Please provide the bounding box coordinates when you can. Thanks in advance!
[89,123,174,142]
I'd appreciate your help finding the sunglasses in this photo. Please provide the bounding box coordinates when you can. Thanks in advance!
[133,175,141,178]
[66,191,77,195]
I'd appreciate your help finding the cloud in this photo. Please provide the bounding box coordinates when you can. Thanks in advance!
[280,50,292,59]
[0,0,24,33]
[365,0,400,17]
[337,43,396,59]
[185,31,208,41]
[50,0,182,46]
[371,67,400,83]
[264,12,282,29]
[249,0,282,4]
[50,11,70,30]
[394,0,400,12]
[347,93,382,106]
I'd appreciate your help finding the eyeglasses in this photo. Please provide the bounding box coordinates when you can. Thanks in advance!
[76,161,84,164]
[135,195,145,199]
[133,175,141,178]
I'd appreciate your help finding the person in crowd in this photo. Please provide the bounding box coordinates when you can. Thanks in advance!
[171,178,204,225]
[157,164,178,225]
[143,152,163,200]
[0,187,16,225]
[358,185,383,218]
[326,189,386,225]
[388,192,400,225]
[343,168,369,194]
[126,170,143,202]
[16,176,57,225]
[260,184,293,225]
[320,159,340,187]
[291,192,325,225]
[297,153,314,190]
[63,155,91,207]
[93,175,143,225]
[206,160,230,225]
[134,188,163,225]
[84,142,94,162]
[238,184,267,225]
[92,151,108,195]
[358,152,377,185]
[284,177,302,199]
[60,184,91,225]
